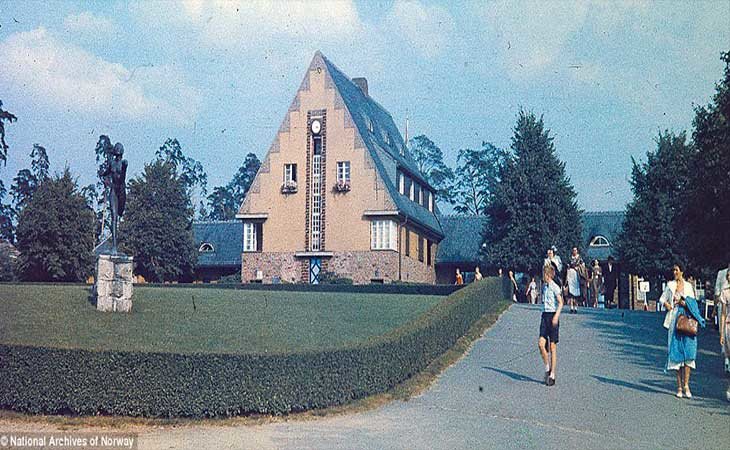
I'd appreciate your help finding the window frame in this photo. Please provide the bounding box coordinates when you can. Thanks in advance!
[371,219,397,251]
[337,161,351,183]
[589,235,610,247]
[243,222,257,252]
[198,242,215,253]
[284,163,297,183]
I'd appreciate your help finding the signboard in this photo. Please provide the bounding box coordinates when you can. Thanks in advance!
[639,281,650,293]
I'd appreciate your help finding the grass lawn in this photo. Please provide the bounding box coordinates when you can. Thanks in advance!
[0,284,444,354]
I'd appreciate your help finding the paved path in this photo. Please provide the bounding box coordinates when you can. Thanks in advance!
[3,306,729,449]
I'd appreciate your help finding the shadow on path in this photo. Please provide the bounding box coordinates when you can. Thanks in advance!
[483,366,544,385]
[591,375,666,395]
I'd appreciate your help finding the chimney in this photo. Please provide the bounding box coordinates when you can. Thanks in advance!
[352,77,368,97]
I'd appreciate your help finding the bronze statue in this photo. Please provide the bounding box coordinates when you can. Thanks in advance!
[98,141,128,255]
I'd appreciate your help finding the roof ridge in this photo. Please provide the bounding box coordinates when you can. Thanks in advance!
[193,220,241,224]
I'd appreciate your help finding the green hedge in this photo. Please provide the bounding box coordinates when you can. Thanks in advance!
[0,279,506,418]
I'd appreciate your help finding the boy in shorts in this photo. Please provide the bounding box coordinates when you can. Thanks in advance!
[539,263,564,386]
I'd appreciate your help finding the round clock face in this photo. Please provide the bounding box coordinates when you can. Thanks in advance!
[311,119,321,135]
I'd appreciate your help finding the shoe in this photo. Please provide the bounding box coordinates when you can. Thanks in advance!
[676,390,683,398]
[544,371,550,386]
[547,375,556,386]
[684,386,692,399]
[725,389,730,402]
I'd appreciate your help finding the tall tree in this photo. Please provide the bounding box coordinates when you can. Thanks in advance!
[10,144,49,210]
[481,110,582,273]
[616,131,693,278]
[15,168,96,281]
[0,182,12,242]
[120,160,196,282]
[681,50,730,275]
[453,143,507,216]
[408,135,455,205]
[0,100,17,165]
[206,152,261,221]
[156,138,208,218]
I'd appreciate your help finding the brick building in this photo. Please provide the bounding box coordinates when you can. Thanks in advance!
[235,52,444,284]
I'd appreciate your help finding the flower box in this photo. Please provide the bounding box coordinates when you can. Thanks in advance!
[334,181,351,192]
[281,180,298,194]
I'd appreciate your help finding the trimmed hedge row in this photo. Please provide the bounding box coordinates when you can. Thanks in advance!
[0,279,506,418]
[0,281,465,296]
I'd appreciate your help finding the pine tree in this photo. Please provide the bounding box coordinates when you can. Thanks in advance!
[15,169,96,281]
[120,160,196,282]
[616,131,693,278]
[482,110,582,273]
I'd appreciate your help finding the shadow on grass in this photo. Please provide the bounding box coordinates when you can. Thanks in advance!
[483,366,544,385]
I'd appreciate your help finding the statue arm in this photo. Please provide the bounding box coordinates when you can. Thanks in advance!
[121,160,128,182]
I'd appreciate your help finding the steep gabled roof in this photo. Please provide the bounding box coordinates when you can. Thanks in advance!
[319,53,443,238]
[193,221,243,268]
[436,215,488,264]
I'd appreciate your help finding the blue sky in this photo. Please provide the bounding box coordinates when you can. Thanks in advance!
[0,0,728,212]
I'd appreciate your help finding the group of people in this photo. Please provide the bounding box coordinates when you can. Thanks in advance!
[536,254,730,401]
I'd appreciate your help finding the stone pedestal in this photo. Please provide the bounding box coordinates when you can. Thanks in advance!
[95,254,134,312]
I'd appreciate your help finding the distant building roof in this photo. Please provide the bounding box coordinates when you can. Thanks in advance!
[193,221,243,268]
[435,215,488,264]
[319,53,444,239]
[581,211,624,262]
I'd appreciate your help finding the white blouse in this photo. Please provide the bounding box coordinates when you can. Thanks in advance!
[660,280,696,329]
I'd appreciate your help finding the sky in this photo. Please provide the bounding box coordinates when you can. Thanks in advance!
[0,0,728,212]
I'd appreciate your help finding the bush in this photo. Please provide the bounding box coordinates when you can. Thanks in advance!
[319,271,353,285]
[0,279,506,418]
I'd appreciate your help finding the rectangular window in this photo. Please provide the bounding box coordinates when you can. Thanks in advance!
[256,223,263,252]
[414,183,421,205]
[313,136,322,155]
[284,164,297,183]
[429,192,434,212]
[427,240,432,266]
[371,220,397,250]
[398,171,404,194]
[409,180,415,201]
[243,222,257,252]
[422,190,429,208]
[404,176,412,199]
[337,161,351,183]
[418,235,424,262]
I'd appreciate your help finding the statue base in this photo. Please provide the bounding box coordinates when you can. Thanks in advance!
[95,254,134,312]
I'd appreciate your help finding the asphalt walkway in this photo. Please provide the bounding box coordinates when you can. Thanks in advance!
[140,305,729,449]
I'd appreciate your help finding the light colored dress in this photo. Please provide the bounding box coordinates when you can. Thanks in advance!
[660,280,697,370]
[718,287,730,358]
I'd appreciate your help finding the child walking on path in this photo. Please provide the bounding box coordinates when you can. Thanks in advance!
[539,264,563,386]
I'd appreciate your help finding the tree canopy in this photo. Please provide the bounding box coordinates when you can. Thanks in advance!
[452,143,506,216]
[15,168,96,281]
[616,131,693,278]
[0,100,17,166]
[680,50,730,275]
[206,152,261,221]
[120,160,196,282]
[481,110,582,273]
[407,135,455,205]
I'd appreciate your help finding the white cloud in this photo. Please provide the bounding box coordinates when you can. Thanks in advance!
[479,1,590,78]
[0,28,200,126]
[64,11,118,35]
[387,0,454,59]
[131,0,363,48]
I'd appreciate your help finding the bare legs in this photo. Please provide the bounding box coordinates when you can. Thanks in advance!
[538,337,557,382]
[675,366,692,398]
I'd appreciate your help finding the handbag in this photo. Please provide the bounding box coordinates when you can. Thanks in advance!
[676,313,698,337]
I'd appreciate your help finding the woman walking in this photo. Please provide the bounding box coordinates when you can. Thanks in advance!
[659,263,706,399]
[590,260,603,308]
[717,268,730,401]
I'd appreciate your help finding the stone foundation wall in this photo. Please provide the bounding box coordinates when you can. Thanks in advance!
[241,252,300,284]
[241,250,436,284]
[400,254,436,284]
[95,254,134,312]
[328,251,399,284]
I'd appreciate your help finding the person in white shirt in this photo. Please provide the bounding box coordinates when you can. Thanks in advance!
[526,276,538,305]
[538,263,563,386]
[715,265,730,401]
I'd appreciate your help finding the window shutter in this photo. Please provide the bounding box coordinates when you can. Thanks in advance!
[292,164,297,182]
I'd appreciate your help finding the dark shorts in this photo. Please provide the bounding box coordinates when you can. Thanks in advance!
[540,312,560,344]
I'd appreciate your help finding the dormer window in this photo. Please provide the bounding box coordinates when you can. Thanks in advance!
[589,235,610,247]
[365,116,374,133]
[199,242,215,253]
